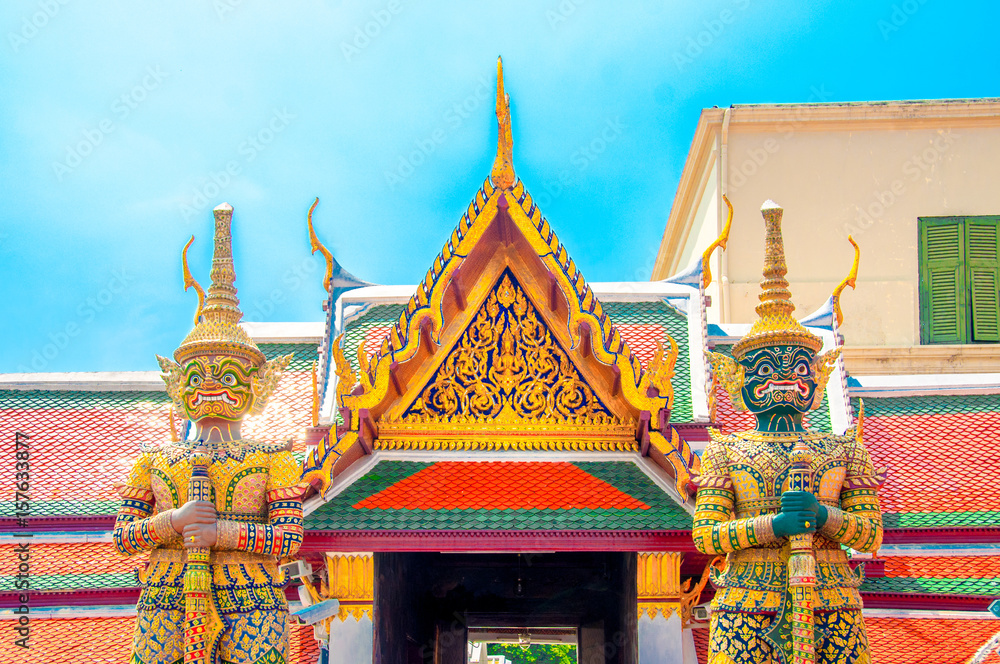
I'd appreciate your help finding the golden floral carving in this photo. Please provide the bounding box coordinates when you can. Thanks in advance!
[403,272,612,425]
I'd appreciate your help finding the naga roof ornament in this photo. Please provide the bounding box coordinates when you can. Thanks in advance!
[171,203,266,367]
[832,235,861,327]
[730,200,824,359]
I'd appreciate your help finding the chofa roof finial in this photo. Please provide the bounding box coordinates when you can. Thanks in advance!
[490,56,515,190]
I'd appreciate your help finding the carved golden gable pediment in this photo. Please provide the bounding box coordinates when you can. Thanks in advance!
[404,271,614,424]
[375,271,637,450]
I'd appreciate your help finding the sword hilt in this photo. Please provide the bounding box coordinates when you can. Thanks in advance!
[183,447,213,664]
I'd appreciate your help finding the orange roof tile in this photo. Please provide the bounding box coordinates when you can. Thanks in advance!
[0,346,316,514]
[0,616,320,664]
[866,616,999,664]
[883,556,1000,580]
[617,323,668,369]
[0,542,143,577]
[864,412,1000,515]
[353,461,651,511]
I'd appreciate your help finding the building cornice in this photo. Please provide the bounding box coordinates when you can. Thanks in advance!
[844,345,1000,377]
[654,98,1000,279]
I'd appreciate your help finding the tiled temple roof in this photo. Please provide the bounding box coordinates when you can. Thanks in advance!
[852,395,1000,530]
[0,615,320,664]
[0,343,318,521]
[860,555,1000,598]
[865,616,1000,664]
[305,460,692,532]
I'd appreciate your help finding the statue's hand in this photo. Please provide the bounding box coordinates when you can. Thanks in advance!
[772,491,822,537]
[170,500,216,532]
[182,522,218,548]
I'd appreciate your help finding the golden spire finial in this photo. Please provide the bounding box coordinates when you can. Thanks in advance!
[832,235,861,327]
[173,203,265,366]
[731,200,822,358]
[756,200,794,319]
[181,235,206,325]
[701,194,733,289]
[307,197,335,293]
[200,203,242,325]
[490,56,515,190]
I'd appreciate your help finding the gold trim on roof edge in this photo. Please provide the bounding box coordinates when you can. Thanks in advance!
[340,180,667,417]
[181,235,206,326]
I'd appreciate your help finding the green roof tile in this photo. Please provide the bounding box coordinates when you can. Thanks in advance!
[861,575,1000,597]
[851,394,1000,418]
[604,301,693,423]
[304,460,692,532]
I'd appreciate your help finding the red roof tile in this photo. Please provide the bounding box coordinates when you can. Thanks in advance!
[864,412,1000,515]
[688,617,998,664]
[617,323,669,369]
[363,327,391,359]
[0,542,143,577]
[0,354,314,512]
[353,461,651,511]
[883,556,999,580]
[711,381,1000,519]
[691,625,710,663]
[866,616,999,664]
[241,369,314,449]
[0,403,171,505]
[0,616,320,663]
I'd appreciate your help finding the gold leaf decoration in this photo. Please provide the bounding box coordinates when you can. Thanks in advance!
[403,271,613,424]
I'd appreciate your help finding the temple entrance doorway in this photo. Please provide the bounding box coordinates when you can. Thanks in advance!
[466,626,578,663]
[372,552,638,664]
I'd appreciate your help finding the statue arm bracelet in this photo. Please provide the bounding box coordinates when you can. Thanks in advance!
[113,504,180,556]
[215,499,304,557]
[693,485,779,554]
[819,500,883,553]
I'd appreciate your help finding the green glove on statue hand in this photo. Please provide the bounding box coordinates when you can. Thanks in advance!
[772,490,828,538]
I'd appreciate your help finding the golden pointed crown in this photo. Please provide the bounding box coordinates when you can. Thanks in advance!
[731,200,823,359]
[173,203,266,367]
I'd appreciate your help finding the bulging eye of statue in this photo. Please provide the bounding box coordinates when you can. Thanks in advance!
[758,364,773,376]
[794,362,810,377]
[189,374,202,387]
[222,373,237,386]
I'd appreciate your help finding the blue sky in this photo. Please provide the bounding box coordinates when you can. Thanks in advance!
[2,0,997,372]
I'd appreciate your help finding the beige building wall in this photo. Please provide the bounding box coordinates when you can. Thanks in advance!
[653,100,1000,371]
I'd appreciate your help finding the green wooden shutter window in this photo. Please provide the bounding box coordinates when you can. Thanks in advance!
[967,217,1000,342]
[920,218,966,344]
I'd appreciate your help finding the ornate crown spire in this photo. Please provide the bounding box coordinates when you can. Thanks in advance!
[731,200,822,358]
[174,203,265,366]
[490,56,515,190]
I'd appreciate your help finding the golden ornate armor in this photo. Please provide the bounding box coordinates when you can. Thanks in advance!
[114,204,303,664]
[694,430,883,612]
[115,442,304,664]
[696,201,883,664]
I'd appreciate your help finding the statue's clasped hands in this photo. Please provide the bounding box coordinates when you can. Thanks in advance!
[171,500,218,548]
[772,491,828,538]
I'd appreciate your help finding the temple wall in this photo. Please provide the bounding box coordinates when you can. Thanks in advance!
[665,114,1000,357]
[722,125,1000,346]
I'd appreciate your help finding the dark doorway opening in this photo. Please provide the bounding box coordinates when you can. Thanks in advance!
[373,552,637,664]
